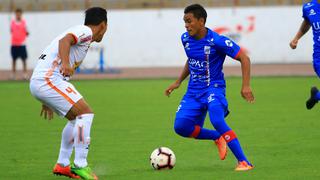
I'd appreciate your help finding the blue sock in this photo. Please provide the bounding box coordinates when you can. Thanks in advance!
[316,92,320,100]
[227,137,250,164]
[209,105,250,164]
[196,127,221,140]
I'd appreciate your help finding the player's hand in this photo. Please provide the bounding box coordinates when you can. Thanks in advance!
[165,81,181,97]
[241,86,255,103]
[60,63,73,78]
[40,104,54,120]
[290,39,298,49]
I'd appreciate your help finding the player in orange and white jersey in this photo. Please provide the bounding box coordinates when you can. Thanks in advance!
[29,7,107,180]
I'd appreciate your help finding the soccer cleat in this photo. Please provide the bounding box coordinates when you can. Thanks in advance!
[235,161,254,171]
[71,165,98,180]
[306,86,319,110]
[214,136,227,160]
[53,163,80,179]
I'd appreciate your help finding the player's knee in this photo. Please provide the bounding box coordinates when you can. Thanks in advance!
[174,122,190,138]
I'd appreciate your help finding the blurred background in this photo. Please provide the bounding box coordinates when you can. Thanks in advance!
[0,0,313,80]
[2,2,320,179]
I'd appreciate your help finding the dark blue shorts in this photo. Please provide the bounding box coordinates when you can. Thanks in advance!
[11,45,27,61]
[175,87,229,125]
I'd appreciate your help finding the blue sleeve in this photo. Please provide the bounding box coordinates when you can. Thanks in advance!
[215,35,241,59]
[181,33,187,47]
[302,5,308,21]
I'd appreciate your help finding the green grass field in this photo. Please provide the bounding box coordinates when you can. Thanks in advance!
[1,77,320,180]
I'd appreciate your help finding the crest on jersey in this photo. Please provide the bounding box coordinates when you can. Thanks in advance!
[309,9,316,16]
[204,46,211,55]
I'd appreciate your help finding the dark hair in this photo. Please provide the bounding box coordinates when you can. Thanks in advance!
[184,4,207,23]
[84,7,107,26]
[15,8,22,13]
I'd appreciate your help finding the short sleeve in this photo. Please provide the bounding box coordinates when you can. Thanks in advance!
[181,32,188,47]
[67,26,92,45]
[215,35,241,59]
[302,6,308,21]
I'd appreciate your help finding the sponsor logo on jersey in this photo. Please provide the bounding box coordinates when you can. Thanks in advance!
[312,22,320,31]
[80,35,92,43]
[309,9,316,16]
[225,40,233,47]
[189,58,208,68]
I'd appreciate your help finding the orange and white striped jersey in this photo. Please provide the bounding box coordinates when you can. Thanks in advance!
[31,25,93,81]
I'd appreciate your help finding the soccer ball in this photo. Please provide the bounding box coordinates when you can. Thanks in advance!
[150,147,176,170]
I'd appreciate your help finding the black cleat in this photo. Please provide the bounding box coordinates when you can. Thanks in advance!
[306,86,319,110]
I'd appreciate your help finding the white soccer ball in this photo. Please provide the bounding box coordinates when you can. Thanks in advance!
[150,147,176,170]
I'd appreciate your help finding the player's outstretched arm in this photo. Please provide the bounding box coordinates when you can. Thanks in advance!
[235,51,254,103]
[59,34,76,77]
[165,61,189,97]
[40,104,54,120]
[290,19,310,49]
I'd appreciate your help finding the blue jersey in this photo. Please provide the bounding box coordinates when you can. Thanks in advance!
[181,28,240,94]
[303,1,320,59]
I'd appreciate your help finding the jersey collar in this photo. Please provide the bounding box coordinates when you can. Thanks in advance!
[190,27,212,41]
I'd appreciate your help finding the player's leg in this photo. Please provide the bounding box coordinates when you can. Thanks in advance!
[53,99,94,179]
[208,104,253,171]
[21,46,28,80]
[174,97,227,160]
[57,119,76,167]
[10,46,17,80]
[22,60,28,80]
[53,119,80,179]
[11,60,16,79]
[64,99,98,180]
[30,78,96,178]
[306,61,320,109]
[174,110,221,140]
[174,96,221,140]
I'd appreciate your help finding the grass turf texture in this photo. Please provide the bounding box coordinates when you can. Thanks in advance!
[0,77,320,180]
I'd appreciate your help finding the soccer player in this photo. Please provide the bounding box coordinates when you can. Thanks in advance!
[10,8,29,80]
[29,7,107,179]
[165,4,254,171]
[290,0,320,109]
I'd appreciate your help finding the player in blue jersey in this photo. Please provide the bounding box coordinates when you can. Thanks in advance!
[165,4,254,171]
[290,0,320,109]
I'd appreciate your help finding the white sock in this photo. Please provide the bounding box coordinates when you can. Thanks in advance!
[57,120,76,167]
[73,113,94,168]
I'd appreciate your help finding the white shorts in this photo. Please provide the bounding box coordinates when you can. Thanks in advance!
[30,77,83,117]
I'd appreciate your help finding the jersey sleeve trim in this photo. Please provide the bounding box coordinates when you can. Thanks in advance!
[68,33,78,44]
[233,48,241,59]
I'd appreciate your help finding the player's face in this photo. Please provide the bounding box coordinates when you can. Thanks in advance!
[15,12,22,20]
[183,13,204,37]
[95,21,107,42]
